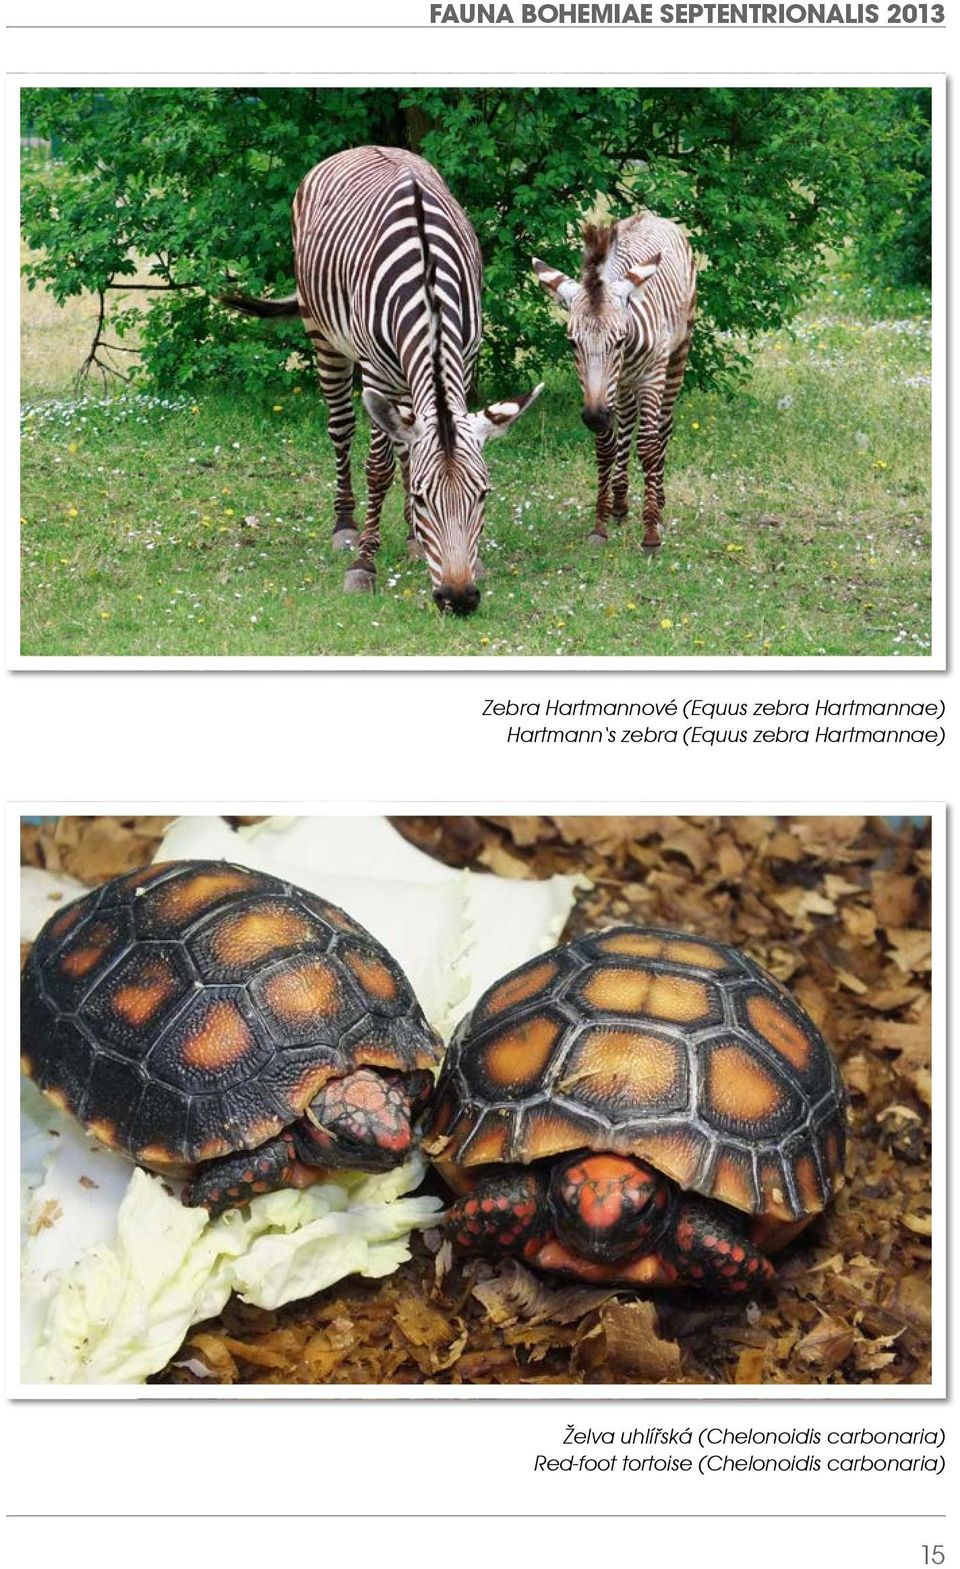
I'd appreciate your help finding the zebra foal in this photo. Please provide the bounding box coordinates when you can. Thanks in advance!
[534,214,696,550]
[225,146,542,616]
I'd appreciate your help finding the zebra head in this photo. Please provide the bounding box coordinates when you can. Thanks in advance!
[534,225,661,434]
[363,386,543,617]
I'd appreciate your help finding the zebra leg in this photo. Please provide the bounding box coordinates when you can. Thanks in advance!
[345,425,395,593]
[636,362,670,551]
[611,390,639,524]
[589,424,618,546]
[313,344,359,550]
[651,334,693,542]
[398,448,424,561]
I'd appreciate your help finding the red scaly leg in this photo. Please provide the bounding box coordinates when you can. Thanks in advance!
[443,1166,552,1258]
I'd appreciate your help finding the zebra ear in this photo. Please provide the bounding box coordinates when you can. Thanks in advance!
[532,258,580,311]
[469,382,545,446]
[363,390,425,446]
[610,253,661,306]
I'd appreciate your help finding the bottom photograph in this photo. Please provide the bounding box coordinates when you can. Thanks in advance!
[18,813,932,1390]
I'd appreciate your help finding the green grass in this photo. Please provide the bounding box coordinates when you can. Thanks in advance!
[20,274,931,658]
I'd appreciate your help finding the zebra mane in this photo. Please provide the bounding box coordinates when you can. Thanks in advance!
[582,221,618,305]
[411,179,456,456]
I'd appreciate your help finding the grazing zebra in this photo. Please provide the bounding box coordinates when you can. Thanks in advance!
[533,214,696,550]
[224,146,542,615]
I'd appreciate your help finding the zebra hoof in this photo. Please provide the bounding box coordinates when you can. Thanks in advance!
[641,535,663,554]
[332,528,359,552]
[406,538,425,561]
[587,531,608,547]
[344,567,376,594]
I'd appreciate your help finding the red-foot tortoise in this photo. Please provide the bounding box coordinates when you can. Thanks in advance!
[21,859,442,1216]
[424,926,846,1295]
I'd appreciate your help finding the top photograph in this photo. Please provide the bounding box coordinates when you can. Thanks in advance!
[17,84,938,665]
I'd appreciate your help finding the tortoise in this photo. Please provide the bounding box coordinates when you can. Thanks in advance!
[423,925,847,1295]
[21,859,443,1217]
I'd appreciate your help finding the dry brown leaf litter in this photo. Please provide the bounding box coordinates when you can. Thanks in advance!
[20,814,932,1386]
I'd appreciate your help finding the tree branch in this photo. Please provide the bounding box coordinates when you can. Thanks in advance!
[75,288,132,388]
[105,280,200,291]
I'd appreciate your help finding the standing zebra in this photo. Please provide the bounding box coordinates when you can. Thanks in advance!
[224,146,542,615]
[534,215,696,550]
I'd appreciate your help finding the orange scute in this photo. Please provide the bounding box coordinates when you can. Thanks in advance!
[263,959,342,1020]
[151,868,258,924]
[342,948,398,1001]
[60,945,104,979]
[479,959,560,1019]
[462,1115,511,1165]
[793,1151,825,1213]
[705,1042,785,1124]
[581,966,713,1024]
[596,932,729,970]
[181,1001,256,1070]
[111,963,179,1027]
[559,1026,684,1108]
[746,992,813,1072]
[626,1127,706,1191]
[711,1150,757,1214]
[481,1014,561,1089]
[211,904,315,967]
[60,921,116,979]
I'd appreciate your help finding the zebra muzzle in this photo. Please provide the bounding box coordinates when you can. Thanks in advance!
[582,404,613,435]
[433,582,481,617]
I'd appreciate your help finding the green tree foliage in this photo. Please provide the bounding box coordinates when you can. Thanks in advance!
[20,86,930,395]
[851,88,931,289]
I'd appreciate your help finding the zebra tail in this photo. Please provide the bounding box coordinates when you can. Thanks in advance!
[219,291,299,318]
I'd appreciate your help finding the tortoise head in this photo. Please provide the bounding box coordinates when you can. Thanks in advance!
[294,1067,433,1172]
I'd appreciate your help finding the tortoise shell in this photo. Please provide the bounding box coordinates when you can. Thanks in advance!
[425,926,846,1225]
[21,859,442,1173]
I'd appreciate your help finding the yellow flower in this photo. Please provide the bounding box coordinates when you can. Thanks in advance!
[626,601,636,610]
[190,405,200,415]
[873,459,888,470]
[273,404,284,412]
[224,508,235,517]
[67,441,78,453]
[726,542,743,554]
[555,619,565,629]
[293,387,302,395]
[691,421,700,430]
[100,611,111,620]
[480,635,490,646]
[660,617,673,630]
[67,506,79,518]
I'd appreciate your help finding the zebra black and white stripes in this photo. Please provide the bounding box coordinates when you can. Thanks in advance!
[534,214,697,550]
[225,145,541,615]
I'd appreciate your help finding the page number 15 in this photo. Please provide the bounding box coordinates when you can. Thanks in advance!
[922,1550,945,1565]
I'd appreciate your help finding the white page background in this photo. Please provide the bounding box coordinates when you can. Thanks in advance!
[3,4,955,1561]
